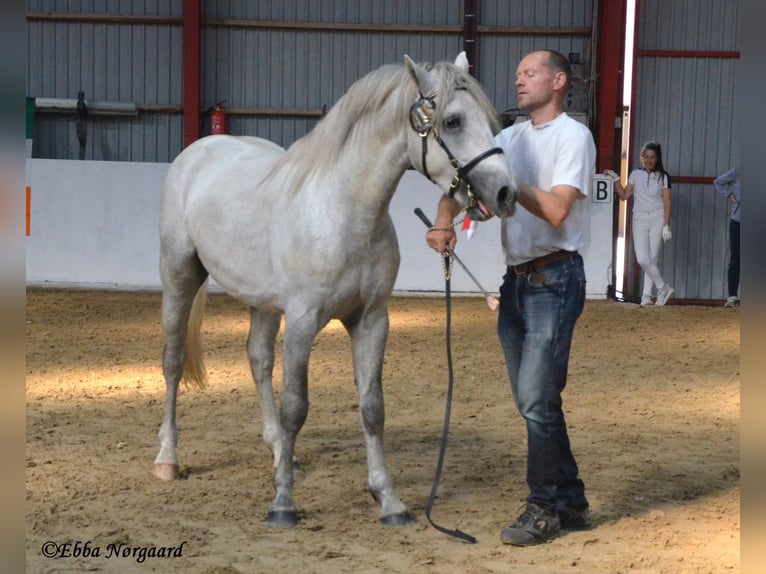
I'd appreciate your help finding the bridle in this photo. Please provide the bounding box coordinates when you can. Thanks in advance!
[409,91,504,210]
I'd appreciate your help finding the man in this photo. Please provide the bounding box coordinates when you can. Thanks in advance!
[712,165,741,307]
[426,50,595,546]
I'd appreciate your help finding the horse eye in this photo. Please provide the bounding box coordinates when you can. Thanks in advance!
[444,115,462,130]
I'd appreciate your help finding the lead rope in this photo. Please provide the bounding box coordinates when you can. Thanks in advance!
[416,209,477,544]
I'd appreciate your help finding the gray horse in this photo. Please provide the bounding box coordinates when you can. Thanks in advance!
[152,52,517,528]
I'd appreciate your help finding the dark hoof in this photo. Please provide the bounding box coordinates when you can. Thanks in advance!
[380,512,414,527]
[266,510,298,528]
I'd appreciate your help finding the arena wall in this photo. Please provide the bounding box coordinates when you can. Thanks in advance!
[25,159,612,298]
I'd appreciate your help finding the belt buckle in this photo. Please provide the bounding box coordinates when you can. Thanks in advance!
[513,263,529,276]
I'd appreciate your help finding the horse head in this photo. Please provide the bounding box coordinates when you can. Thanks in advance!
[404,53,518,220]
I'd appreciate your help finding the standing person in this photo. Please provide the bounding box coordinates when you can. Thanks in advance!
[426,49,595,546]
[713,165,741,307]
[605,141,674,306]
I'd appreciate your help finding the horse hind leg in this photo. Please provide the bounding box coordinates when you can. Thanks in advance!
[262,311,318,527]
[153,251,208,480]
[246,309,288,467]
[247,307,297,527]
[344,307,413,526]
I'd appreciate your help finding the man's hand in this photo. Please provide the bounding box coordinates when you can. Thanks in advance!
[662,224,672,242]
[426,227,456,253]
[423,196,462,253]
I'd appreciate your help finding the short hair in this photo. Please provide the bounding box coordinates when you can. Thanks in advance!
[542,50,572,91]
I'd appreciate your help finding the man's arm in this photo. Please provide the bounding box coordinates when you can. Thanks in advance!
[517,183,583,228]
[425,195,463,253]
[713,167,738,195]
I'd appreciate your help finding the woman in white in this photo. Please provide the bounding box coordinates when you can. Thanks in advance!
[606,141,674,306]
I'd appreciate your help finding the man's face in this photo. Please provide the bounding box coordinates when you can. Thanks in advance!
[515,52,558,113]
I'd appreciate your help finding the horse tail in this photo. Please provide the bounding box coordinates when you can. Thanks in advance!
[182,280,209,390]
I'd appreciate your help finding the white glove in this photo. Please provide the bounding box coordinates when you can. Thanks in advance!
[662,224,672,242]
[603,169,620,182]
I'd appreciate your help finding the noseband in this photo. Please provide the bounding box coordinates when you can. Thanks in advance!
[409,92,504,209]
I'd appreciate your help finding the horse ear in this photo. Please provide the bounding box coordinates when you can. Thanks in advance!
[404,54,437,97]
[454,51,469,72]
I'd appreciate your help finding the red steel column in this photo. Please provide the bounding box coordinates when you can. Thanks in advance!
[596,0,629,300]
[595,0,627,172]
[183,0,202,148]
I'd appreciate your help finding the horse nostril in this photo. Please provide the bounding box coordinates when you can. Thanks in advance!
[497,186,509,205]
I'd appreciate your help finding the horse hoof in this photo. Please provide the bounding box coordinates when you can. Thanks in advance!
[152,463,180,480]
[380,512,414,527]
[267,510,298,528]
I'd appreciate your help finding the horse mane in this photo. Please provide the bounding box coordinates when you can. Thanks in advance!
[265,58,500,192]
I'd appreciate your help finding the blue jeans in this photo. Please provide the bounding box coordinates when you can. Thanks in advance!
[728,220,740,297]
[497,253,588,510]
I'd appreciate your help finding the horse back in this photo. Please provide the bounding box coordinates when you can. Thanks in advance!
[159,133,398,316]
[164,135,283,195]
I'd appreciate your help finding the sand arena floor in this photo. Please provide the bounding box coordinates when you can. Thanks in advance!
[26,289,739,573]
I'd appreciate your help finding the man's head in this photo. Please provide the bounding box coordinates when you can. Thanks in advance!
[515,50,571,119]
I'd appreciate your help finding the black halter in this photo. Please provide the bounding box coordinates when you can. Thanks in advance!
[409,92,504,209]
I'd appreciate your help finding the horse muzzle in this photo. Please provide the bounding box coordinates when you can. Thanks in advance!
[465,186,518,221]
[461,179,519,221]
[493,183,519,218]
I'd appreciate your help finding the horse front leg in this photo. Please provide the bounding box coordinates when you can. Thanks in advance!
[345,306,413,526]
[264,312,315,527]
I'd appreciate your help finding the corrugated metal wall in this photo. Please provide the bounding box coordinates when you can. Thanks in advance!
[478,0,595,121]
[27,1,186,162]
[627,0,739,301]
[24,1,743,302]
[201,0,464,146]
[26,1,595,162]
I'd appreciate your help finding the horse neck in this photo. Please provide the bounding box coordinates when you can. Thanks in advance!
[325,116,411,225]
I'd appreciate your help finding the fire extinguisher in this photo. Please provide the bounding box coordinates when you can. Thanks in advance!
[210,101,226,135]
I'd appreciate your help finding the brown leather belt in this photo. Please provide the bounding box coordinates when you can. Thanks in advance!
[509,250,578,276]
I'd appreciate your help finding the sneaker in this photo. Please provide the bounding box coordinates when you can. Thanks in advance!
[640,295,653,306]
[556,500,592,529]
[724,296,740,308]
[655,284,674,306]
[500,503,560,546]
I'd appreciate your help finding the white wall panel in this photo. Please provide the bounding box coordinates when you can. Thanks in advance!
[26,159,612,299]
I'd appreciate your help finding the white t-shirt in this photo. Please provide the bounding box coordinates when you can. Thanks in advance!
[628,168,669,213]
[495,112,596,266]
